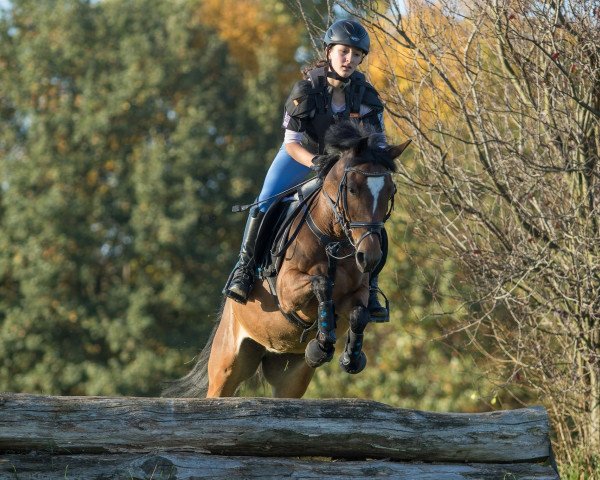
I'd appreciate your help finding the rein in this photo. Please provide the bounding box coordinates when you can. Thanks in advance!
[266,160,397,343]
[311,166,396,253]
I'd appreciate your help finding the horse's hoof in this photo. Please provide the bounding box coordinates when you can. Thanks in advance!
[305,339,334,368]
[339,351,367,374]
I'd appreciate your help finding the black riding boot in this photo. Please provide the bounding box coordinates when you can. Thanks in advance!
[367,275,389,322]
[224,207,264,304]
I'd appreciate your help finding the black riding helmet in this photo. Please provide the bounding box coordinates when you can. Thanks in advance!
[323,19,370,55]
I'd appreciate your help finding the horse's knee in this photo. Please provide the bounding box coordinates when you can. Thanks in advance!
[311,275,333,302]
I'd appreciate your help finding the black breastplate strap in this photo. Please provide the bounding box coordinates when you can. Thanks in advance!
[348,73,367,116]
[304,68,370,153]
[306,68,332,154]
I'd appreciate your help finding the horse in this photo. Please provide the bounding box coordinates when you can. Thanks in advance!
[164,120,411,398]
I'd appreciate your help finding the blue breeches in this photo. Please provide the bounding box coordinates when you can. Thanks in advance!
[257,144,311,212]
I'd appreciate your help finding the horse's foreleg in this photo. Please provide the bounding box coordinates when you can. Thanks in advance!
[339,305,370,374]
[305,275,337,368]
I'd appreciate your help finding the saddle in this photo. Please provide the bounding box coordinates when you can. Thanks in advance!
[256,176,322,279]
[253,176,323,341]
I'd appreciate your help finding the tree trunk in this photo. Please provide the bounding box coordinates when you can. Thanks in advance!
[0,453,559,480]
[0,393,553,463]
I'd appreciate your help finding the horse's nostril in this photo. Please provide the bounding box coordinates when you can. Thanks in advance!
[356,252,366,270]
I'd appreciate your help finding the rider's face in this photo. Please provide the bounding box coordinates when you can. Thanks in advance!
[328,44,365,78]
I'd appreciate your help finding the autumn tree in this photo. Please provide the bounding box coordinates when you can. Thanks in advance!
[237,1,497,415]
[344,0,600,472]
[0,0,298,395]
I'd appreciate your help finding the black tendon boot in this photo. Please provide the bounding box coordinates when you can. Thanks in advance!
[367,275,389,322]
[224,207,265,304]
[305,276,336,368]
[305,300,336,368]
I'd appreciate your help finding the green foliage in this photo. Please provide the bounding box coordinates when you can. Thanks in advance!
[0,0,281,395]
[1,0,492,416]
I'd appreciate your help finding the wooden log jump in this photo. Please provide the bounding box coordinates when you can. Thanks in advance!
[0,393,559,479]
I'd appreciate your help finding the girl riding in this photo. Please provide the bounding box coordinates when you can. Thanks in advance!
[224,19,390,322]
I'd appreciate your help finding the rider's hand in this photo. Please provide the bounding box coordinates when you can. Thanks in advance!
[311,154,333,178]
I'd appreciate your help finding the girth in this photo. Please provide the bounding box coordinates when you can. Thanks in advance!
[258,181,323,342]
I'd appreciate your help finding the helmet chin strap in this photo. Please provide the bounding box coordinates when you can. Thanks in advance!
[326,62,351,90]
[325,45,357,90]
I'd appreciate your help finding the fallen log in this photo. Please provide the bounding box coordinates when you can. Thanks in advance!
[0,453,558,480]
[0,393,559,479]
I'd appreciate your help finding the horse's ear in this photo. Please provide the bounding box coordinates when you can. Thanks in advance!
[388,139,412,159]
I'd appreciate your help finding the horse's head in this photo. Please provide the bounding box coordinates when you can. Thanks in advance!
[314,120,411,273]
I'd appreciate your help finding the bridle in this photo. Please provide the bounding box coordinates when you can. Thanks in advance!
[308,165,396,258]
[271,162,396,342]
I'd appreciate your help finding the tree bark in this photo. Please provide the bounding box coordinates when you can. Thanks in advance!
[0,453,559,480]
[0,394,552,463]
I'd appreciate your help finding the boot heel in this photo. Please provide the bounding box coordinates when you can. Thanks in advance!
[223,207,265,303]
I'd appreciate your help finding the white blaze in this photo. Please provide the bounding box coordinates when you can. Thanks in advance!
[367,176,386,214]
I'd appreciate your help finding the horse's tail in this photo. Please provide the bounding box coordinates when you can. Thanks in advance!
[162,303,223,398]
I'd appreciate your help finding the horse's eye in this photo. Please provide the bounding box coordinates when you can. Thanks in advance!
[348,186,358,196]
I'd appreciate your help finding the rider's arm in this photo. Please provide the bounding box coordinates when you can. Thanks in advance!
[281,80,320,167]
[283,128,316,167]
[284,140,316,168]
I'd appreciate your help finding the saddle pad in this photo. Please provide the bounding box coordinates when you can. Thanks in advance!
[256,177,322,279]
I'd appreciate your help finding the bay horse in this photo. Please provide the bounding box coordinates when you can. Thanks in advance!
[165,121,411,398]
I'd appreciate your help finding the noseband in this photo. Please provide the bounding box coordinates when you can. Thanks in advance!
[321,166,396,253]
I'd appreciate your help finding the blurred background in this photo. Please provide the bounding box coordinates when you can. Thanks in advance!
[0,1,597,477]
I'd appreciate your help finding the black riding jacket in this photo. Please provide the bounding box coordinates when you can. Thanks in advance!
[282,67,384,154]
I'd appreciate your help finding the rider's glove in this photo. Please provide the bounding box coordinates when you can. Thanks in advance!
[311,154,335,179]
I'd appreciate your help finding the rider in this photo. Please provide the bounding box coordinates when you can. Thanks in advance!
[224,19,389,321]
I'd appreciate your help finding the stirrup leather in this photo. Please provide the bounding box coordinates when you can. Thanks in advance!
[368,286,390,323]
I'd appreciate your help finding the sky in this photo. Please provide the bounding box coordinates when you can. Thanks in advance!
[0,0,10,16]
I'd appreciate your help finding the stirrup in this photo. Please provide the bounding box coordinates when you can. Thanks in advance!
[368,287,390,323]
[224,267,254,304]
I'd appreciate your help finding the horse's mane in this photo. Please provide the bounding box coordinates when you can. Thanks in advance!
[311,120,397,177]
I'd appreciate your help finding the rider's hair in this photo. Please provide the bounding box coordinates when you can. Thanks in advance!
[301,59,328,79]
